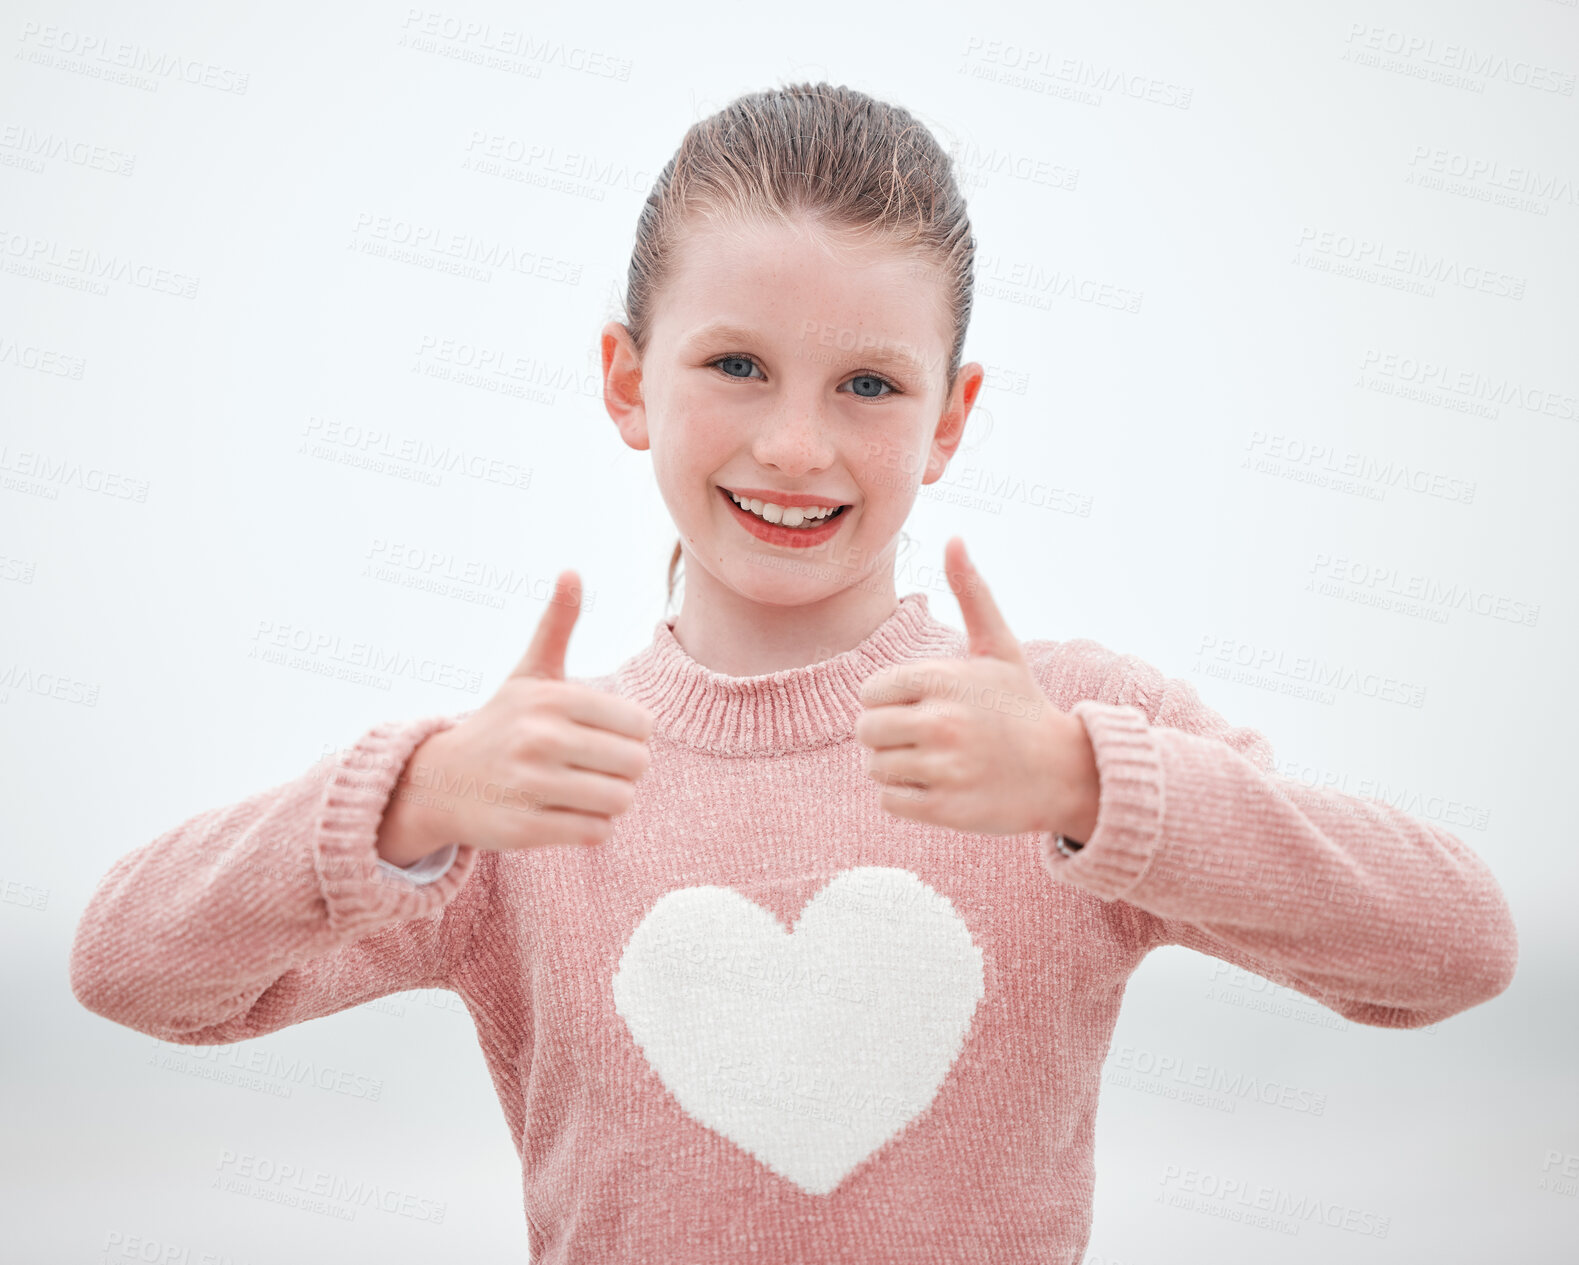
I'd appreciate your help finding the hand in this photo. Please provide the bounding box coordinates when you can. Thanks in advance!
[383,570,655,859]
[854,537,1099,840]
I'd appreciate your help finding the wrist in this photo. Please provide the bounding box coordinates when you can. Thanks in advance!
[374,733,452,867]
[1054,710,1100,844]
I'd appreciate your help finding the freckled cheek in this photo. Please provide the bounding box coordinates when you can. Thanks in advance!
[849,461,897,513]
[663,404,728,456]
[659,437,727,520]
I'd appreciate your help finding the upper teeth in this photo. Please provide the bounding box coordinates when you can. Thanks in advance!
[728,490,842,527]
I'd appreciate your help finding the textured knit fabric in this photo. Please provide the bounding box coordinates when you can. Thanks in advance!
[69,591,1519,1263]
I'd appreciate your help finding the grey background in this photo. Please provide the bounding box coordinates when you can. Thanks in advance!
[3,0,1575,1260]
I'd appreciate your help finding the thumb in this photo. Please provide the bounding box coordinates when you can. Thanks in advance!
[509,570,582,680]
[945,537,1025,665]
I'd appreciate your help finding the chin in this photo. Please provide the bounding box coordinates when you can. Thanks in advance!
[724,557,852,606]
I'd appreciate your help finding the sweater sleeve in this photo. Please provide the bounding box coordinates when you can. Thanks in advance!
[1031,640,1520,1030]
[69,713,486,1045]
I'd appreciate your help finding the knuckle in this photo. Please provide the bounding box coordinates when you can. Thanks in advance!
[511,777,545,814]
[508,676,546,707]
[522,677,564,714]
[623,738,648,774]
[513,718,555,762]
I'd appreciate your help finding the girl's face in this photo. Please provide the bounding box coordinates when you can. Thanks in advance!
[603,215,984,608]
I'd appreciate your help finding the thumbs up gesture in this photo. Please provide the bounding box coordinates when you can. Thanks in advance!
[855,538,1100,840]
[383,570,655,861]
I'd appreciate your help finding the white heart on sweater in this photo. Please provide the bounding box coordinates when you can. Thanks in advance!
[611,866,985,1196]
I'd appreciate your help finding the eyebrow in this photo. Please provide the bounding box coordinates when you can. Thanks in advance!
[682,320,935,380]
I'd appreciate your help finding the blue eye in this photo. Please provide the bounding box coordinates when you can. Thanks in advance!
[711,355,763,380]
[844,373,894,399]
[708,354,898,398]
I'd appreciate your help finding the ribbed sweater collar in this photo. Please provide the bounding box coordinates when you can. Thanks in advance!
[613,591,959,756]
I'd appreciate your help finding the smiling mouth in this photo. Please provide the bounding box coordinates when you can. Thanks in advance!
[719,486,851,528]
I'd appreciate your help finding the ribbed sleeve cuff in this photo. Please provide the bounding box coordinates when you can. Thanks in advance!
[1037,700,1165,902]
[314,713,479,935]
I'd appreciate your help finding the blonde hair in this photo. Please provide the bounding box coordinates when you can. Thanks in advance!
[616,82,976,614]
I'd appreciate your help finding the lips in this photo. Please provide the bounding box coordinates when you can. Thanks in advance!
[718,485,853,549]
[721,486,851,511]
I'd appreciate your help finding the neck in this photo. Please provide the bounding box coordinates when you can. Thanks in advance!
[669,552,901,676]
[620,588,953,756]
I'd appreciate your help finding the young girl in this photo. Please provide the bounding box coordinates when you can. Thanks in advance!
[70,83,1518,1263]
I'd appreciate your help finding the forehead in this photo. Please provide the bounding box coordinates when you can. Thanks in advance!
[655,215,953,377]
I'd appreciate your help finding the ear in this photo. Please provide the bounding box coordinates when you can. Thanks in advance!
[923,361,986,485]
[602,320,650,452]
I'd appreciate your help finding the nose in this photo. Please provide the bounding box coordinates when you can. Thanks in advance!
[749,397,838,479]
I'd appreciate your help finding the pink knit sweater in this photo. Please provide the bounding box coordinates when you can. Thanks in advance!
[69,591,1518,1263]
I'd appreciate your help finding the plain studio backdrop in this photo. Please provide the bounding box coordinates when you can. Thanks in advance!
[4,0,1576,1261]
